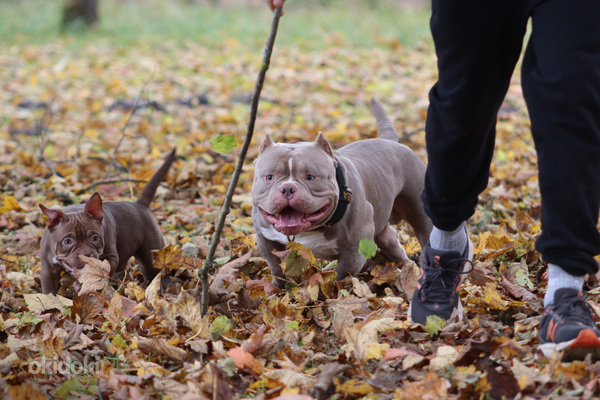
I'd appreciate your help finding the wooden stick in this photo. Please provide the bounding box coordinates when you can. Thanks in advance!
[200,7,283,316]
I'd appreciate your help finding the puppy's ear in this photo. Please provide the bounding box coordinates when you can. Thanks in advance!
[259,135,274,154]
[84,193,104,221]
[39,204,65,230]
[315,132,334,158]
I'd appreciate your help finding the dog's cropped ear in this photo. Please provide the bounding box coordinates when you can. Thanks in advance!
[39,204,66,230]
[84,193,104,222]
[315,132,334,158]
[259,135,274,154]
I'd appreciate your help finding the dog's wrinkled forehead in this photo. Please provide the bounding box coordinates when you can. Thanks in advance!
[58,212,102,238]
[260,141,332,161]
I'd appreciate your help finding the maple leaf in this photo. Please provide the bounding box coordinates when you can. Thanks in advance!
[0,196,24,214]
[72,292,109,325]
[103,291,123,327]
[77,256,110,295]
[174,290,209,337]
[281,242,317,277]
[152,243,185,272]
[23,293,72,314]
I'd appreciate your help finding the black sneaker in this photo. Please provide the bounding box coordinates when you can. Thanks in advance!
[408,238,473,325]
[539,288,600,360]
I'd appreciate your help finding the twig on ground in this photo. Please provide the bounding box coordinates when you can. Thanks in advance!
[199,7,283,316]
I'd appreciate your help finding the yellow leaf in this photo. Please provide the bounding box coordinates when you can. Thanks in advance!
[0,196,23,214]
[152,244,185,272]
[365,342,389,360]
[125,282,145,302]
[335,379,375,395]
[468,283,508,311]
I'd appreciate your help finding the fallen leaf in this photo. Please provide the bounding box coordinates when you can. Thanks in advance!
[77,256,110,295]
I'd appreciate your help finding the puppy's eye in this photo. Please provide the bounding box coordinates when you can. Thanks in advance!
[265,174,274,181]
[91,234,100,242]
[63,238,73,246]
[306,174,315,182]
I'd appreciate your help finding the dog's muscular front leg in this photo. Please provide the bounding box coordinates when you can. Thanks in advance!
[41,261,61,294]
[256,234,287,288]
[336,250,367,280]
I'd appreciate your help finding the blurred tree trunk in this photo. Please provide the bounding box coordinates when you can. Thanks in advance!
[62,0,99,30]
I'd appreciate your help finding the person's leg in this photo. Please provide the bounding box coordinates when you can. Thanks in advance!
[410,0,531,324]
[522,0,600,284]
[422,0,530,232]
[522,0,600,355]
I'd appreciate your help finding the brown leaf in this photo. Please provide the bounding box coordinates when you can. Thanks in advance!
[246,279,280,297]
[103,291,123,326]
[210,250,250,295]
[73,292,109,325]
[7,383,47,400]
[152,243,185,272]
[393,371,449,400]
[145,273,162,308]
[499,275,537,302]
[174,290,209,336]
[399,259,419,298]
[476,358,520,399]
[137,338,188,361]
[23,293,72,314]
[370,263,399,285]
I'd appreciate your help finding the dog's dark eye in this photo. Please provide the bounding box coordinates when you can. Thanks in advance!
[306,174,315,182]
[63,238,73,246]
[265,174,273,181]
[91,234,100,242]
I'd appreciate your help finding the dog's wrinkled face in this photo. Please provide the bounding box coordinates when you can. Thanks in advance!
[252,133,339,236]
[40,193,105,276]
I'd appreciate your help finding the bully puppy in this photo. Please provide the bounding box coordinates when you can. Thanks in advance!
[39,149,176,294]
[252,98,432,287]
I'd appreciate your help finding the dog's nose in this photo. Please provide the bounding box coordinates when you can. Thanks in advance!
[280,184,296,199]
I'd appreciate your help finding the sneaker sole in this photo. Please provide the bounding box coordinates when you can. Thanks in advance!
[407,237,474,323]
[538,329,600,361]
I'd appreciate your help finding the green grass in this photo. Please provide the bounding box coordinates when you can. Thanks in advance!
[0,0,431,50]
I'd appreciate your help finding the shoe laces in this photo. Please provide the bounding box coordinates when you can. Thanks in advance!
[418,257,474,304]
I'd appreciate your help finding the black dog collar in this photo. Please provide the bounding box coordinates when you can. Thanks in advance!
[321,161,352,229]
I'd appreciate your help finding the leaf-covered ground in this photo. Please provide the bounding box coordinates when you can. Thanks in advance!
[2,24,600,400]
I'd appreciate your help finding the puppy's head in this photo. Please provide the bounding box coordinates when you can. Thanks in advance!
[40,193,105,275]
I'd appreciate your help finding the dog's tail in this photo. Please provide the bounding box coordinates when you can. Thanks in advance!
[136,149,176,208]
[370,97,399,141]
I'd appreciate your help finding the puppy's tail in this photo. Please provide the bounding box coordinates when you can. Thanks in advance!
[370,97,399,141]
[136,149,176,208]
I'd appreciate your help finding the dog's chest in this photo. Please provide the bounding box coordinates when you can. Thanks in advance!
[259,226,338,259]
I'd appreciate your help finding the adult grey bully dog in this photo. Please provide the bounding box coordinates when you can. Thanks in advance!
[39,149,176,294]
[252,98,432,287]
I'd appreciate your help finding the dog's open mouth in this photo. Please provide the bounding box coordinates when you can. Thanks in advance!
[260,203,330,236]
[60,261,81,277]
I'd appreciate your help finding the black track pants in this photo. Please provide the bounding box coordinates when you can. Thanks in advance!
[421,0,600,275]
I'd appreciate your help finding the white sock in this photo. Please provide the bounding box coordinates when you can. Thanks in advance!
[544,263,585,306]
[429,222,468,253]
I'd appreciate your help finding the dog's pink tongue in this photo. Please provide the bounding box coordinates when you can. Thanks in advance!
[275,207,311,236]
